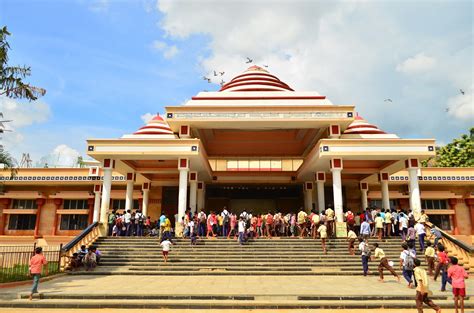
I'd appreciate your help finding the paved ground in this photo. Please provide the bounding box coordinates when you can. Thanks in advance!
[0,309,466,313]
[2,274,473,298]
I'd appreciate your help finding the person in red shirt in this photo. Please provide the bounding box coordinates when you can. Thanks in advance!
[265,212,273,238]
[28,247,48,300]
[434,245,452,291]
[448,256,469,313]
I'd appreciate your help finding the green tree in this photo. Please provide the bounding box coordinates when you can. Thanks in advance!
[0,26,46,171]
[422,128,474,167]
[0,26,46,100]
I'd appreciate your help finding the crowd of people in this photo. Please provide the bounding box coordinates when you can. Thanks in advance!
[66,245,102,271]
[25,205,467,312]
[107,209,151,237]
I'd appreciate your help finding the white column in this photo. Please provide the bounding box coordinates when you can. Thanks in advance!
[408,167,421,216]
[125,179,134,212]
[197,182,205,212]
[331,168,343,222]
[315,172,326,213]
[304,182,313,211]
[99,168,113,225]
[178,168,189,222]
[361,189,368,210]
[93,187,101,223]
[142,189,149,217]
[381,180,390,211]
[316,182,325,212]
[189,172,198,214]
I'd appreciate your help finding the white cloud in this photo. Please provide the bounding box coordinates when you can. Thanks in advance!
[1,97,51,163]
[396,53,437,74]
[155,0,472,139]
[0,97,50,128]
[447,85,474,120]
[37,144,81,168]
[152,40,179,59]
[140,112,154,123]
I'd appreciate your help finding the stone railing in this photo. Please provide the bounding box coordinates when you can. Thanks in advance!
[425,222,474,273]
[60,222,100,271]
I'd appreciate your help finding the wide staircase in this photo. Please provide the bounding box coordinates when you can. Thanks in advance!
[78,236,413,276]
[1,234,472,310]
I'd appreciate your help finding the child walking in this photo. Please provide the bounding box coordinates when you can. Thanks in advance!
[448,256,468,313]
[317,222,328,254]
[424,241,435,276]
[160,238,172,263]
[347,228,357,255]
[413,258,441,313]
[373,243,400,282]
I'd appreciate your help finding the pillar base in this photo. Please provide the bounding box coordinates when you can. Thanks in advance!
[99,223,108,237]
[335,222,348,238]
[175,222,184,238]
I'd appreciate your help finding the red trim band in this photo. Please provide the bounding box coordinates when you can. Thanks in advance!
[220,81,293,92]
[191,96,327,100]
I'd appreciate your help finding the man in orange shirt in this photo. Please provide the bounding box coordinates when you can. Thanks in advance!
[28,247,48,300]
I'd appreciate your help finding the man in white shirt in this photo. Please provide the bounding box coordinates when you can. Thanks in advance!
[134,209,145,237]
[399,212,408,241]
[399,242,416,288]
[358,238,371,276]
[123,210,132,236]
[197,210,207,237]
[238,218,246,245]
[414,222,426,252]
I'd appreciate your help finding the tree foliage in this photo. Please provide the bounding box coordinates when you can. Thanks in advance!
[0,26,46,100]
[422,128,474,167]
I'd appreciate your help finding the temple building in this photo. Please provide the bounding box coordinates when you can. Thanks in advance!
[1,66,473,241]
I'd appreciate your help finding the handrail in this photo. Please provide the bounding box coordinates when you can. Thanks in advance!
[60,222,101,271]
[62,222,99,252]
[426,222,474,253]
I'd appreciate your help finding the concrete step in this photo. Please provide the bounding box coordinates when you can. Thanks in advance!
[68,270,401,276]
[17,293,464,301]
[2,298,470,309]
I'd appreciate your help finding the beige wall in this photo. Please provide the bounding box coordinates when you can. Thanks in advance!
[455,200,471,235]
[38,200,56,237]
[148,186,163,222]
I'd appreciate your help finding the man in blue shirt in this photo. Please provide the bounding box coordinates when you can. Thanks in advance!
[360,218,371,240]
[159,214,166,238]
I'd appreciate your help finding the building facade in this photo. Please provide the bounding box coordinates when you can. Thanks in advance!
[1,66,473,239]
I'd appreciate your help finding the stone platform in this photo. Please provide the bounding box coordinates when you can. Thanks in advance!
[0,274,472,310]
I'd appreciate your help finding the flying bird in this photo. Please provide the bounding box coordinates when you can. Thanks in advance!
[213,71,217,76]
[246,57,253,63]
[220,79,225,86]
[460,89,465,95]
[445,108,450,112]
[219,71,225,76]
[202,76,211,83]
[263,64,269,68]
[384,99,393,103]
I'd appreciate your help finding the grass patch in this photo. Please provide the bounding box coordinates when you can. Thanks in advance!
[0,262,59,283]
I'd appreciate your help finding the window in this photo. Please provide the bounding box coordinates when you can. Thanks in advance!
[429,214,451,231]
[8,214,36,230]
[369,200,398,210]
[12,199,37,210]
[63,199,88,210]
[111,199,139,211]
[422,199,448,210]
[60,214,88,230]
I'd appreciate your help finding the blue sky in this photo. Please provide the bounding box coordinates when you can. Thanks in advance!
[1,0,472,166]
